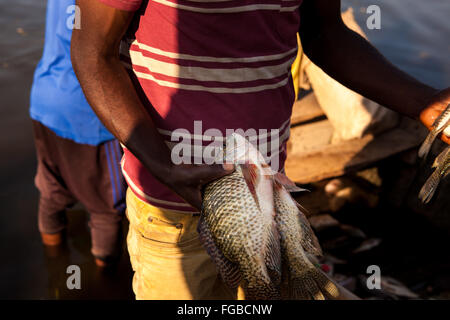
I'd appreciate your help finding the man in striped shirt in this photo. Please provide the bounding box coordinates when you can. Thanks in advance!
[72,0,450,299]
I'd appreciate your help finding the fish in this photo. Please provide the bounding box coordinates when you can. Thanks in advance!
[273,179,339,300]
[445,125,450,138]
[199,133,282,299]
[199,133,337,300]
[418,103,450,159]
[419,146,450,204]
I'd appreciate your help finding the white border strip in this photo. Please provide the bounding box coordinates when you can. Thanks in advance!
[131,40,298,64]
[152,0,300,13]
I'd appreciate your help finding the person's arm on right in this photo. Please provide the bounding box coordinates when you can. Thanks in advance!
[71,0,233,210]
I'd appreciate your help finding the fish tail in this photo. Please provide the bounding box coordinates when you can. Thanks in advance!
[419,169,441,204]
[418,132,438,159]
[264,221,282,286]
[241,257,281,300]
[290,267,339,300]
[245,279,280,300]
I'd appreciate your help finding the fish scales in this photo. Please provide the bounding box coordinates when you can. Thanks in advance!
[274,184,339,300]
[202,167,281,299]
[199,132,341,300]
[419,146,450,204]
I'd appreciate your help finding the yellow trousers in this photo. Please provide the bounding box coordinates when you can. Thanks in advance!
[126,188,244,300]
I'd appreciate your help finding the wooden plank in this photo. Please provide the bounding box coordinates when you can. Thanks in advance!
[286,119,334,154]
[285,127,423,184]
[291,92,325,125]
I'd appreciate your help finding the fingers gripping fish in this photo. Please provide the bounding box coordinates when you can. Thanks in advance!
[418,103,450,159]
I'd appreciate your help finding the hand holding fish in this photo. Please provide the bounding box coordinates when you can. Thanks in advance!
[165,163,235,211]
[199,133,343,300]
[417,88,450,203]
[419,87,450,146]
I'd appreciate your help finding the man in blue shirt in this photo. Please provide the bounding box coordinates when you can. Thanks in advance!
[30,0,126,266]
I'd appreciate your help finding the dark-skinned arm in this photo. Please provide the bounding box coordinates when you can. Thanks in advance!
[299,0,449,144]
[71,0,233,210]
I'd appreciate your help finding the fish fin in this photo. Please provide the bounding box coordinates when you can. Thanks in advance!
[445,169,450,179]
[433,146,450,167]
[289,278,316,300]
[418,131,438,159]
[239,253,281,300]
[272,180,322,257]
[197,217,241,288]
[419,169,441,204]
[240,254,281,300]
[264,221,282,286]
[245,280,281,300]
[294,200,323,257]
[273,172,308,193]
[290,268,339,300]
[240,163,260,208]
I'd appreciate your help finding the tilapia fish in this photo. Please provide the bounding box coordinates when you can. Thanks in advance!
[199,133,338,299]
[273,181,339,300]
[418,103,450,159]
[419,146,450,204]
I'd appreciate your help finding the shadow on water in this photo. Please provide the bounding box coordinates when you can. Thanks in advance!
[40,209,134,300]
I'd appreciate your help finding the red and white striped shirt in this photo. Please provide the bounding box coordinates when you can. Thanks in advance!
[99,0,302,212]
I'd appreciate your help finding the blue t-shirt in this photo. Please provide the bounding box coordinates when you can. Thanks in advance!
[30,0,114,145]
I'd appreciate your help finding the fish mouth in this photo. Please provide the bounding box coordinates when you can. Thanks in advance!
[216,133,271,169]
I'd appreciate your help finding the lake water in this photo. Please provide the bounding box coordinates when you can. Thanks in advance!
[0,0,449,299]
[342,0,450,89]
